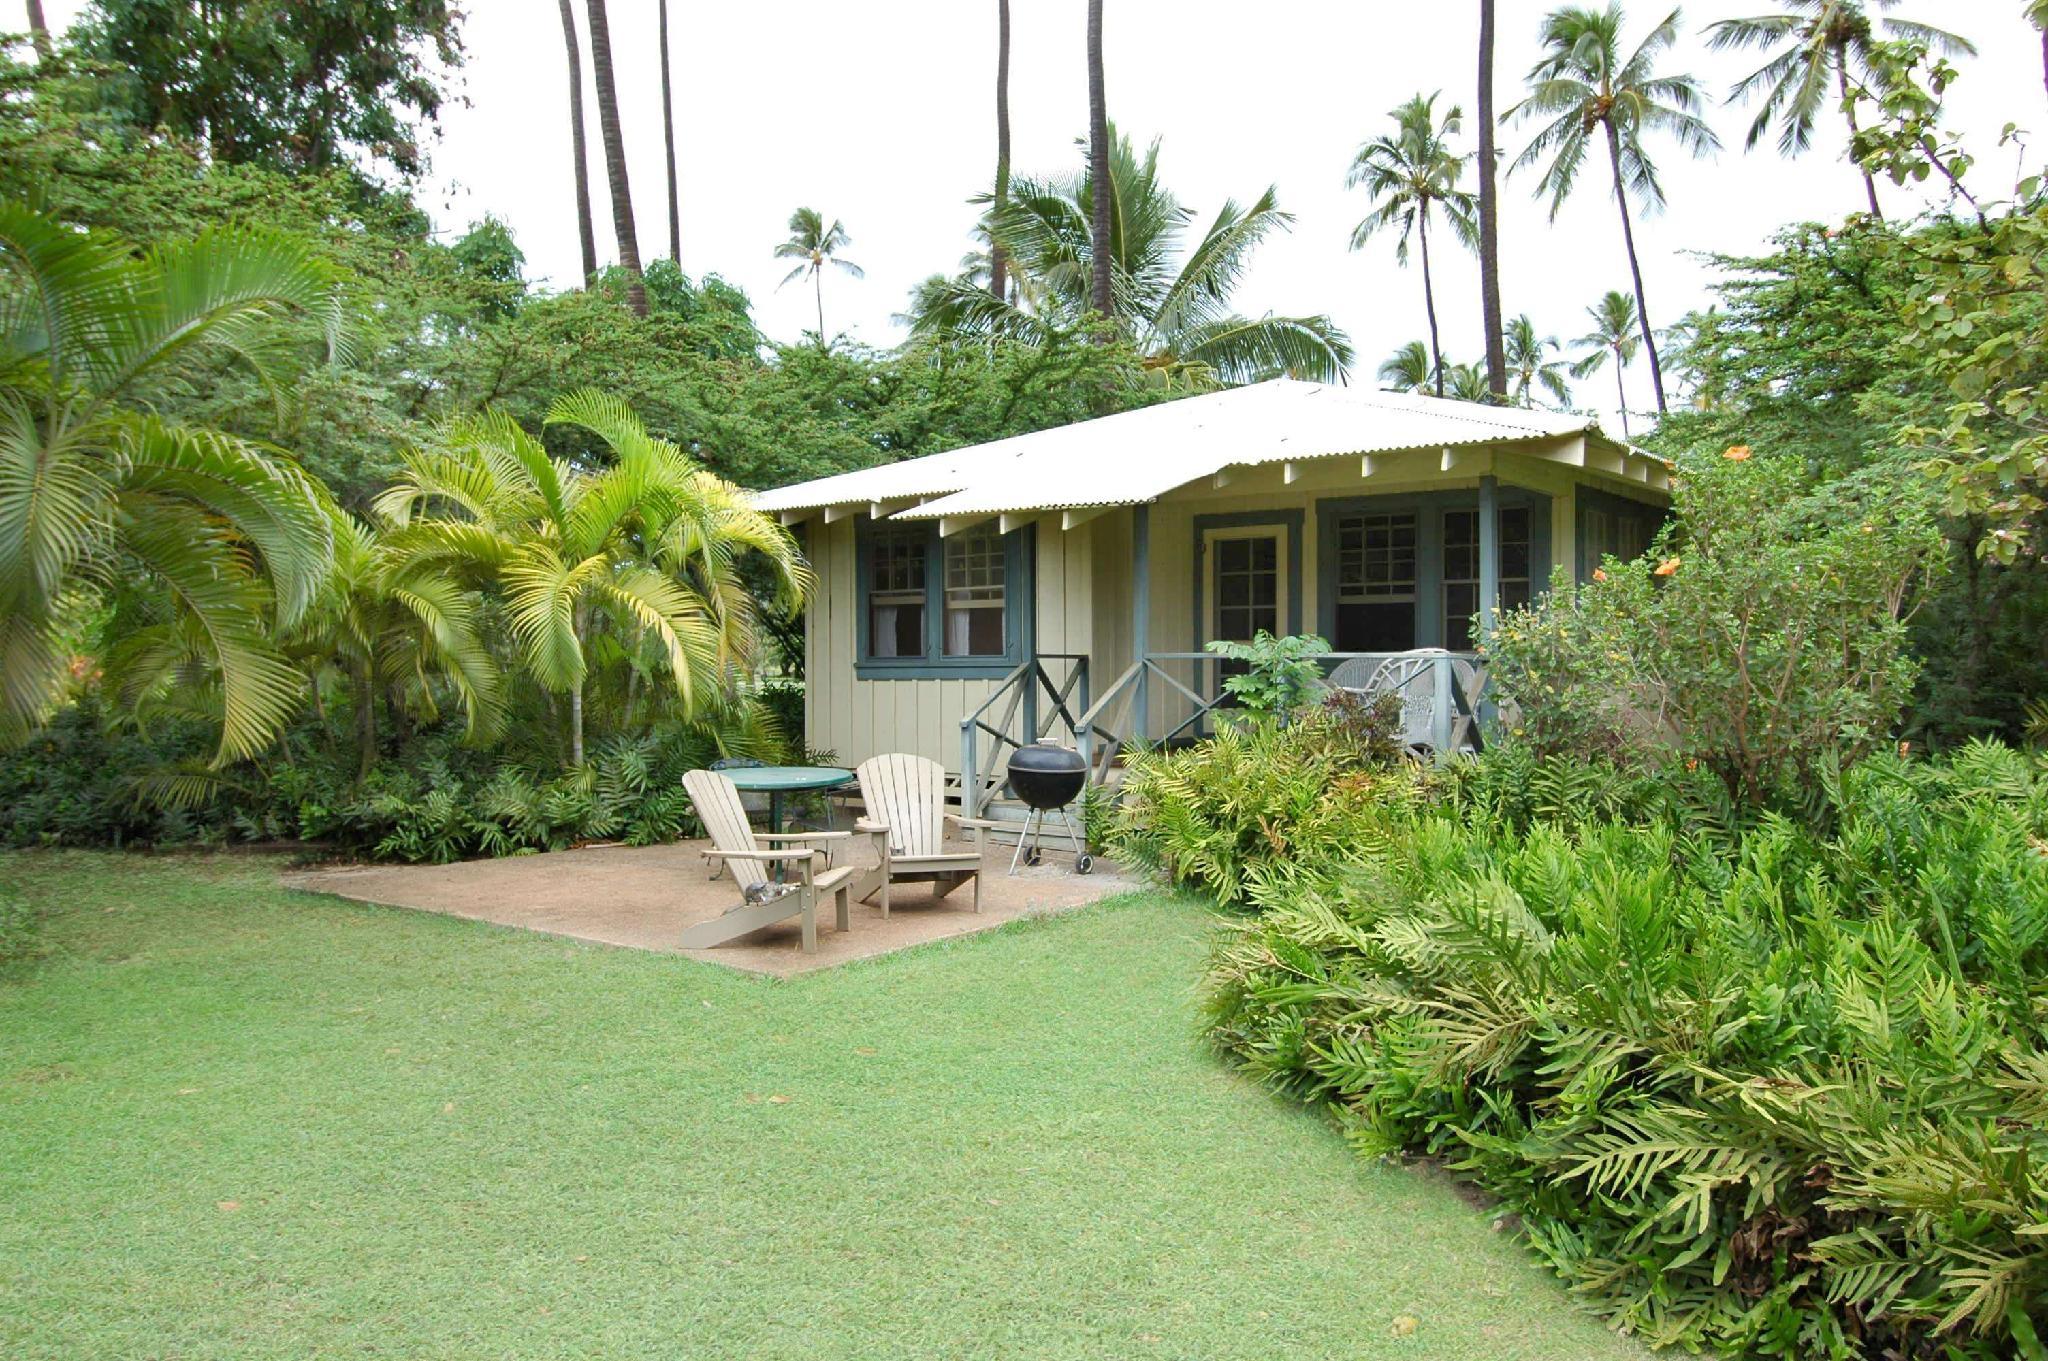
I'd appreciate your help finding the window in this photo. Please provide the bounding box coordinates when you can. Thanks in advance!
[1442,506,1531,651]
[1333,512,1418,652]
[867,526,927,659]
[1212,534,1281,641]
[943,529,1007,657]
[1577,497,1662,581]
[859,520,1027,675]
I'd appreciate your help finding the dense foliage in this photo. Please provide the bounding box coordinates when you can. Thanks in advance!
[1205,743,2048,1358]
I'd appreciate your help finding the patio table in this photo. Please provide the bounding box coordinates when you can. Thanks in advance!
[720,765,856,837]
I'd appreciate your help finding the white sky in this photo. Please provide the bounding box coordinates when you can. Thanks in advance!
[41,0,2048,428]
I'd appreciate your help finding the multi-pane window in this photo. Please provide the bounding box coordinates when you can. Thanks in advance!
[1441,506,1531,650]
[1212,535,1280,642]
[866,527,926,658]
[1333,512,1418,651]
[1578,502,1660,580]
[943,529,1007,656]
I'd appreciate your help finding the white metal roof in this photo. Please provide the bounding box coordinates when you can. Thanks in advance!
[750,378,1655,518]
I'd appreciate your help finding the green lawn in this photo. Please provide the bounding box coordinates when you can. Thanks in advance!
[0,852,1645,1360]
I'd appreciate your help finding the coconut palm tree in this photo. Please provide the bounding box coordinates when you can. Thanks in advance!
[1478,0,1507,398]
[990,0,1013,302]
[1505,314,1573,407]
[1510,4,1719,415]
[0,203,338,761]
[25,0,51,59]
[1445,362,1493,402]
[774,208,863,346]
[1377,341,1433,392]
[1572,290,1643,437]
[583,0,645,316]
[1086,0,1113,316]
[903,129,1351,385]
[556,0,597,283]
[1347,93,1477,399]
[375,393,808,766]
[1704,1,1975,219]
[659,0,681,261]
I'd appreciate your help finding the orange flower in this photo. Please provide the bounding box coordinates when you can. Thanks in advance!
[1723,445,1752,461]
[1592,567,1609,582]
[1654,557,1681,577]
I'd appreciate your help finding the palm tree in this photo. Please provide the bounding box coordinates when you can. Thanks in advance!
[2032,1,2048,102]
[556,0,597,283]
[774,208,863,346]
[1510,4,1719,415]
[582,0,646,316]
[1378,341,1434,392]
[375,393,808,766]
[1445,362,1494,402]
[25,0,52,60]
[1505,315,1573,407]
[0,202,337,761]
[1347,92,1477,398]
[659,0,681,261]
[1571,290,1643,437]
[1705,1,1975,219]
[990,0,1013,302]
[904,129,1352,385]
[1085,0,1113,318]
[1477,0,1507,398]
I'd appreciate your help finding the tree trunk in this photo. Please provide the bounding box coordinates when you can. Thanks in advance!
[1612,347,1630,440]
[584,0,647,317]
[24,0,51,60]
[1604,118,1666,414]
[1836,44,1883,221]
[1419,210,1445,399]
[989,0,1012,302]
[569,681,585,766]
[1085,0,1114,319]
[353,668,378,786]
[813,269,826,347]
[557,0,598,284]
[1476,0,1506,400]
[659,0,681,262]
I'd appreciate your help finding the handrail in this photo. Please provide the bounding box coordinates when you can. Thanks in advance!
[957,654,1091,817]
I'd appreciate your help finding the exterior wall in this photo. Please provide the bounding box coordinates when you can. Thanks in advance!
[804,514,1094,772]
[801,444,1659,772]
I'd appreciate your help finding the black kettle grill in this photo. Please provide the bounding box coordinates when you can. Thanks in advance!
[1004,741,1093,875]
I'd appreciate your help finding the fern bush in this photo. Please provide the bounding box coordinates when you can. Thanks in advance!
[1205,741,2048,1358]
[1109,699,1422,906]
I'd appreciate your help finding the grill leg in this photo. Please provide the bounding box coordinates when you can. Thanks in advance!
[1008,808,1038,876]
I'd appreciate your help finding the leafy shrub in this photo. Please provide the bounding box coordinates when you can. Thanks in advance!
[1110,704,1424,905]
[1204,631,1331,716]
[1205,740,2048,1358]
[1487,456,1942,810]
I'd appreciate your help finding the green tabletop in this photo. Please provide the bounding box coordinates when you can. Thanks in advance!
[720,766,855,793]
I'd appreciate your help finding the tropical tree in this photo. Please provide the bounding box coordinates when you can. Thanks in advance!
[659,0,681,262]
[2033,1,2048,101]
[1477,0,1507,397]
[1505,314,1573,407]
[774,208,863,346]
[990,0,1013,303]
[1378,340,1434,392]
[0,202,338,761]
[374,392,808,765]
[1572,289,1643,437]
[1510,4,1719,415]
[582,0,646,316]
[904,129,1352,385]
[556,0,597,283]
[25,0,51,60]
[1444,361,1493,402]
[1704,1,1976,219]
[1346,93,1477,398]
[1085,0,1112,316]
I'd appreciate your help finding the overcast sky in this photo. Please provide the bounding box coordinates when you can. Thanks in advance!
[43,1,2048,427]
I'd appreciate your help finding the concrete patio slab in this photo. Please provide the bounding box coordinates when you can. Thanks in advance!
[281,838,1143,975]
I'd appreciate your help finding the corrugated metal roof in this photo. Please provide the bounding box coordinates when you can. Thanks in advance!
[750,378,1641,517]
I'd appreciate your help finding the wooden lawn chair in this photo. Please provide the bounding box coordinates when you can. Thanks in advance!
[679,768,854,954]
[853,754,985,917]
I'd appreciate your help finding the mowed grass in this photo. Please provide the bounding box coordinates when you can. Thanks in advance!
[0,852,1645,1361]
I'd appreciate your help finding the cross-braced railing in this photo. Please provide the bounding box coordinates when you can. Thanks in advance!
[957,654,1091,818]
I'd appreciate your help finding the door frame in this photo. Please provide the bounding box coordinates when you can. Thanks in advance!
[1191,510,1305,650]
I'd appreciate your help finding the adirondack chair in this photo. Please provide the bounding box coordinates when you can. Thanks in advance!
[853,754,985,917]
[678,769,855,954]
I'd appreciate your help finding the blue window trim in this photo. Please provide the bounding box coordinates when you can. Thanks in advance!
[854,516,1034,680]
[1313,489,1551,648]
[1573,486,1671,585]
[1190,510,1306,651]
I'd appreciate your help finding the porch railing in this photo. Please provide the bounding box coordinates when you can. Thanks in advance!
[957,654,1090,818]
[1075,650,1489,786]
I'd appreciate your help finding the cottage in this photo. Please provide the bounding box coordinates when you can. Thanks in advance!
[752,379,1668,810]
